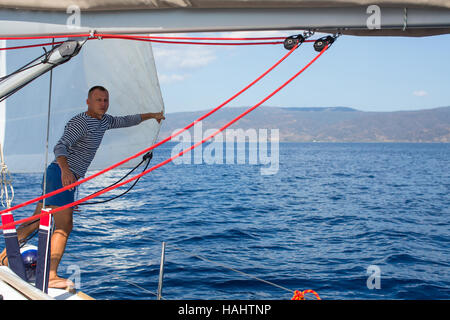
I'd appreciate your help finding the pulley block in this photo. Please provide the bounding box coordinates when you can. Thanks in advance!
[284,34,305,50]
[313,36,335,52]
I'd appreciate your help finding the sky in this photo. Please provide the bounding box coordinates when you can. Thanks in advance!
[1,30,449,171]
[3,30,450,117]
[150,30,450,114]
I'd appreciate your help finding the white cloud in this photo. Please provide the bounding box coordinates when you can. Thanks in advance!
[152,30,317,73]
[158,73,190,84]
[153,46,216,70]
[413,90,428,97]
[151,30,315,85]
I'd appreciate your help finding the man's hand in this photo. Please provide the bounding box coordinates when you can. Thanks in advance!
[153,112,165,123]
[141,112,165,123]
[56,156,77,191]
[61,168,77,191]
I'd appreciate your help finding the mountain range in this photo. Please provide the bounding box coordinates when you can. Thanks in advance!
[157,106,450,143]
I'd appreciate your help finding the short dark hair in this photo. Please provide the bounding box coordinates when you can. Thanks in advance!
[88,85,108,97]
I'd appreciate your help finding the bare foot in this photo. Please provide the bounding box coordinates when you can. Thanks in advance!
[0,250,8,266]
[48,276,75,290]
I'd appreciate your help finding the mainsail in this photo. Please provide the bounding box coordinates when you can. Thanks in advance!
[0,38,164,173]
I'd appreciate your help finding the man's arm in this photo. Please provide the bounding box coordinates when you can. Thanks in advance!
[140,112,165,123]
[107,112,165,130]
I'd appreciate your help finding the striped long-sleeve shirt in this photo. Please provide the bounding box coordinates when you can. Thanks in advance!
[53,112,142,178]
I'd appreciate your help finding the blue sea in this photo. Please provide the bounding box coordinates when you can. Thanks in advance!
[5,143,450,300]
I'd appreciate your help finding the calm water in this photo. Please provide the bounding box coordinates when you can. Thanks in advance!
[5,143,450,300]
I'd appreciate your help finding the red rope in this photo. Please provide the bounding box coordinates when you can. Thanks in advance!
[0,33,315,47]
[104,34,315,43]
[0,33,290,41]
[0,34,92,40]
[0,44,328,231]
[0,41,65,51]
[111,35,287,41]
[98,34,315,46]
[292,289,321,300]
[98,34,284,46]
[0,43,299,219]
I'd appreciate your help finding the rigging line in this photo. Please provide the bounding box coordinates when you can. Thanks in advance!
[6,40,61,242]
[0,45,65,102]
[0,33,288,42]
[0,145,14,231]
[0,43,330,231]
[3,154,149,233]
[94,152,152,190]
[0,35,314,52]
[0,41,65,51]
[0,34,92,41]
[98,34,288,41]
[42,38,55,209]
[166,243,294,294]
[0,51,48,82]
[83,214,291,297]
[11,156,151,265]
[0,43,301,216]
[99,35,284,46]
[98,33,316,44]
[113,276,164,299]
[79,153,152,206]
[60,245,166,299]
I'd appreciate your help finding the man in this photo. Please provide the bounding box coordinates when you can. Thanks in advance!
[0,85,165,289]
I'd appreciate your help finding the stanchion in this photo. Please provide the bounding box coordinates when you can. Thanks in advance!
[157,241,166,300]
[35,208,52,293]
[1,212,27,281]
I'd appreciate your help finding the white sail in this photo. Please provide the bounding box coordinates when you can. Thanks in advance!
[0,37,164,173]
[82,38,164,172]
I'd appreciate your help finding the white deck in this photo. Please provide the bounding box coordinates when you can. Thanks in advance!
[0,266,93,300]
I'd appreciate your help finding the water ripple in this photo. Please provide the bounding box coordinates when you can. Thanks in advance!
[6,143,450,300]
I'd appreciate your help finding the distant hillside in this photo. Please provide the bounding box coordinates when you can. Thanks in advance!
[158,106,450,143]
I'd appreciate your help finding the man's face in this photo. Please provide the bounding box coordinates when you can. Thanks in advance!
[87,89,109,118]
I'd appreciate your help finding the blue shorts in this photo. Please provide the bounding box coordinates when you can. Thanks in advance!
[39,163,77,207]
